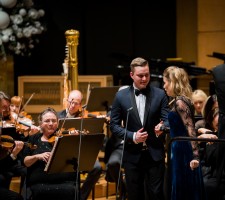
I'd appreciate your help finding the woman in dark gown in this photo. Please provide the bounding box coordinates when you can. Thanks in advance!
[163,66,206,200]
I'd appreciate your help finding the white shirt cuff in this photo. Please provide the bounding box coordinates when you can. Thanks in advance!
[10,153,17,160]
[133,132,138,144]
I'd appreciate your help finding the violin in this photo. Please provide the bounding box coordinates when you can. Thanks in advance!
[47,128,89,145]
[67,127,89,135]
[47,105,90,145]
[8,93,36,136]
[47,128,63,144]
[0,135,37,149]
[85,111,110,125]
[8,111,40,137]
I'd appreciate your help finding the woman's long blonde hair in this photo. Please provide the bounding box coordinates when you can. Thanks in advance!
[163,66,192,99]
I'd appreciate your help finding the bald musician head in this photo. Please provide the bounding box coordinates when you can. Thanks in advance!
[66,90,83,117]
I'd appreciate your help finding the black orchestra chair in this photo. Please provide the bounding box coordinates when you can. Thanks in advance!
[105,168,127,200]
[80,172,95,200]
[9,159,27,195]
[22,178,76,200]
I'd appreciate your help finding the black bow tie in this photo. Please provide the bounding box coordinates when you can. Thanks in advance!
[135,88,148,96]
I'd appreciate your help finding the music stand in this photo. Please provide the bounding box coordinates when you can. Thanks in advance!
[44,133,105,173]
[58,118,105,134]
[44,133,104,200]
[86,86,120,112]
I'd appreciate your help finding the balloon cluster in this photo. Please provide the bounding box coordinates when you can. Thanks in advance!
[0,0,46,61]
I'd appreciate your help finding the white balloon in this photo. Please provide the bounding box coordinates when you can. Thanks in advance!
[19,8,27,17]
[17,32,23,38]
[2,34,9,43]
[0,11,10,29]
[28,9,38,19]
[0,0,17,8]
[38,9,45,17]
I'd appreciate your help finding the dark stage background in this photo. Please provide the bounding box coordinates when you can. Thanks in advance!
[14,0,176,94]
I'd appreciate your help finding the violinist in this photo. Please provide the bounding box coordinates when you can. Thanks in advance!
[10,96,22,114]
[57,90,103,200]
[9,96,40,138]
[0,91,11,121]
[0,91,24,200]
[57,90,83,118]
[23,107,76,200]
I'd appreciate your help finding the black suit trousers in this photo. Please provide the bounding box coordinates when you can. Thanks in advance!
[124,150,165,200]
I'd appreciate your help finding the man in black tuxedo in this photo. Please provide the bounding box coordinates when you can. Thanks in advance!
[212,64,225,197]
[110,57,169,200]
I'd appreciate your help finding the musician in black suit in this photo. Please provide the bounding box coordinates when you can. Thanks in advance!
[0,91,24,200]
[57,90,102,200]
[57,90,83,119]
[104,86,128,181]
[104,86,129,199]
[110,57,170,200]
[0,146,24,200]
[212,64,225,197]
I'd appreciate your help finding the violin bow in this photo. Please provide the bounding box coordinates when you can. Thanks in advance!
[14,96,24,123]
[57,99,74,135]
[85,83,91,106]
[14,93,35,125]
[20,93,35,112]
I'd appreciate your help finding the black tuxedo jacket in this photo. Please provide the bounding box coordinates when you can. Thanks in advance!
[110,85,169,163]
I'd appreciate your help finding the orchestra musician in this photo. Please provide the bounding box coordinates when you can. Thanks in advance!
[10,96,22,115]
[0,91,24,200]
[104,86,129,199]
[191,89,208,121]
[9,95,40,139]
[23,107,77,200]
[57,89,103,200]
[212,64,225,198]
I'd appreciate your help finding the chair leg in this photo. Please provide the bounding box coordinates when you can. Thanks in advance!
[19,175,26,194]
[21,176,32,200]
[106,181,109,199]
[92,186,95,200]
[121,173,127,200]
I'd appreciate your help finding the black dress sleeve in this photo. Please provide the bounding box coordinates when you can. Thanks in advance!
[175,96,199,160]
